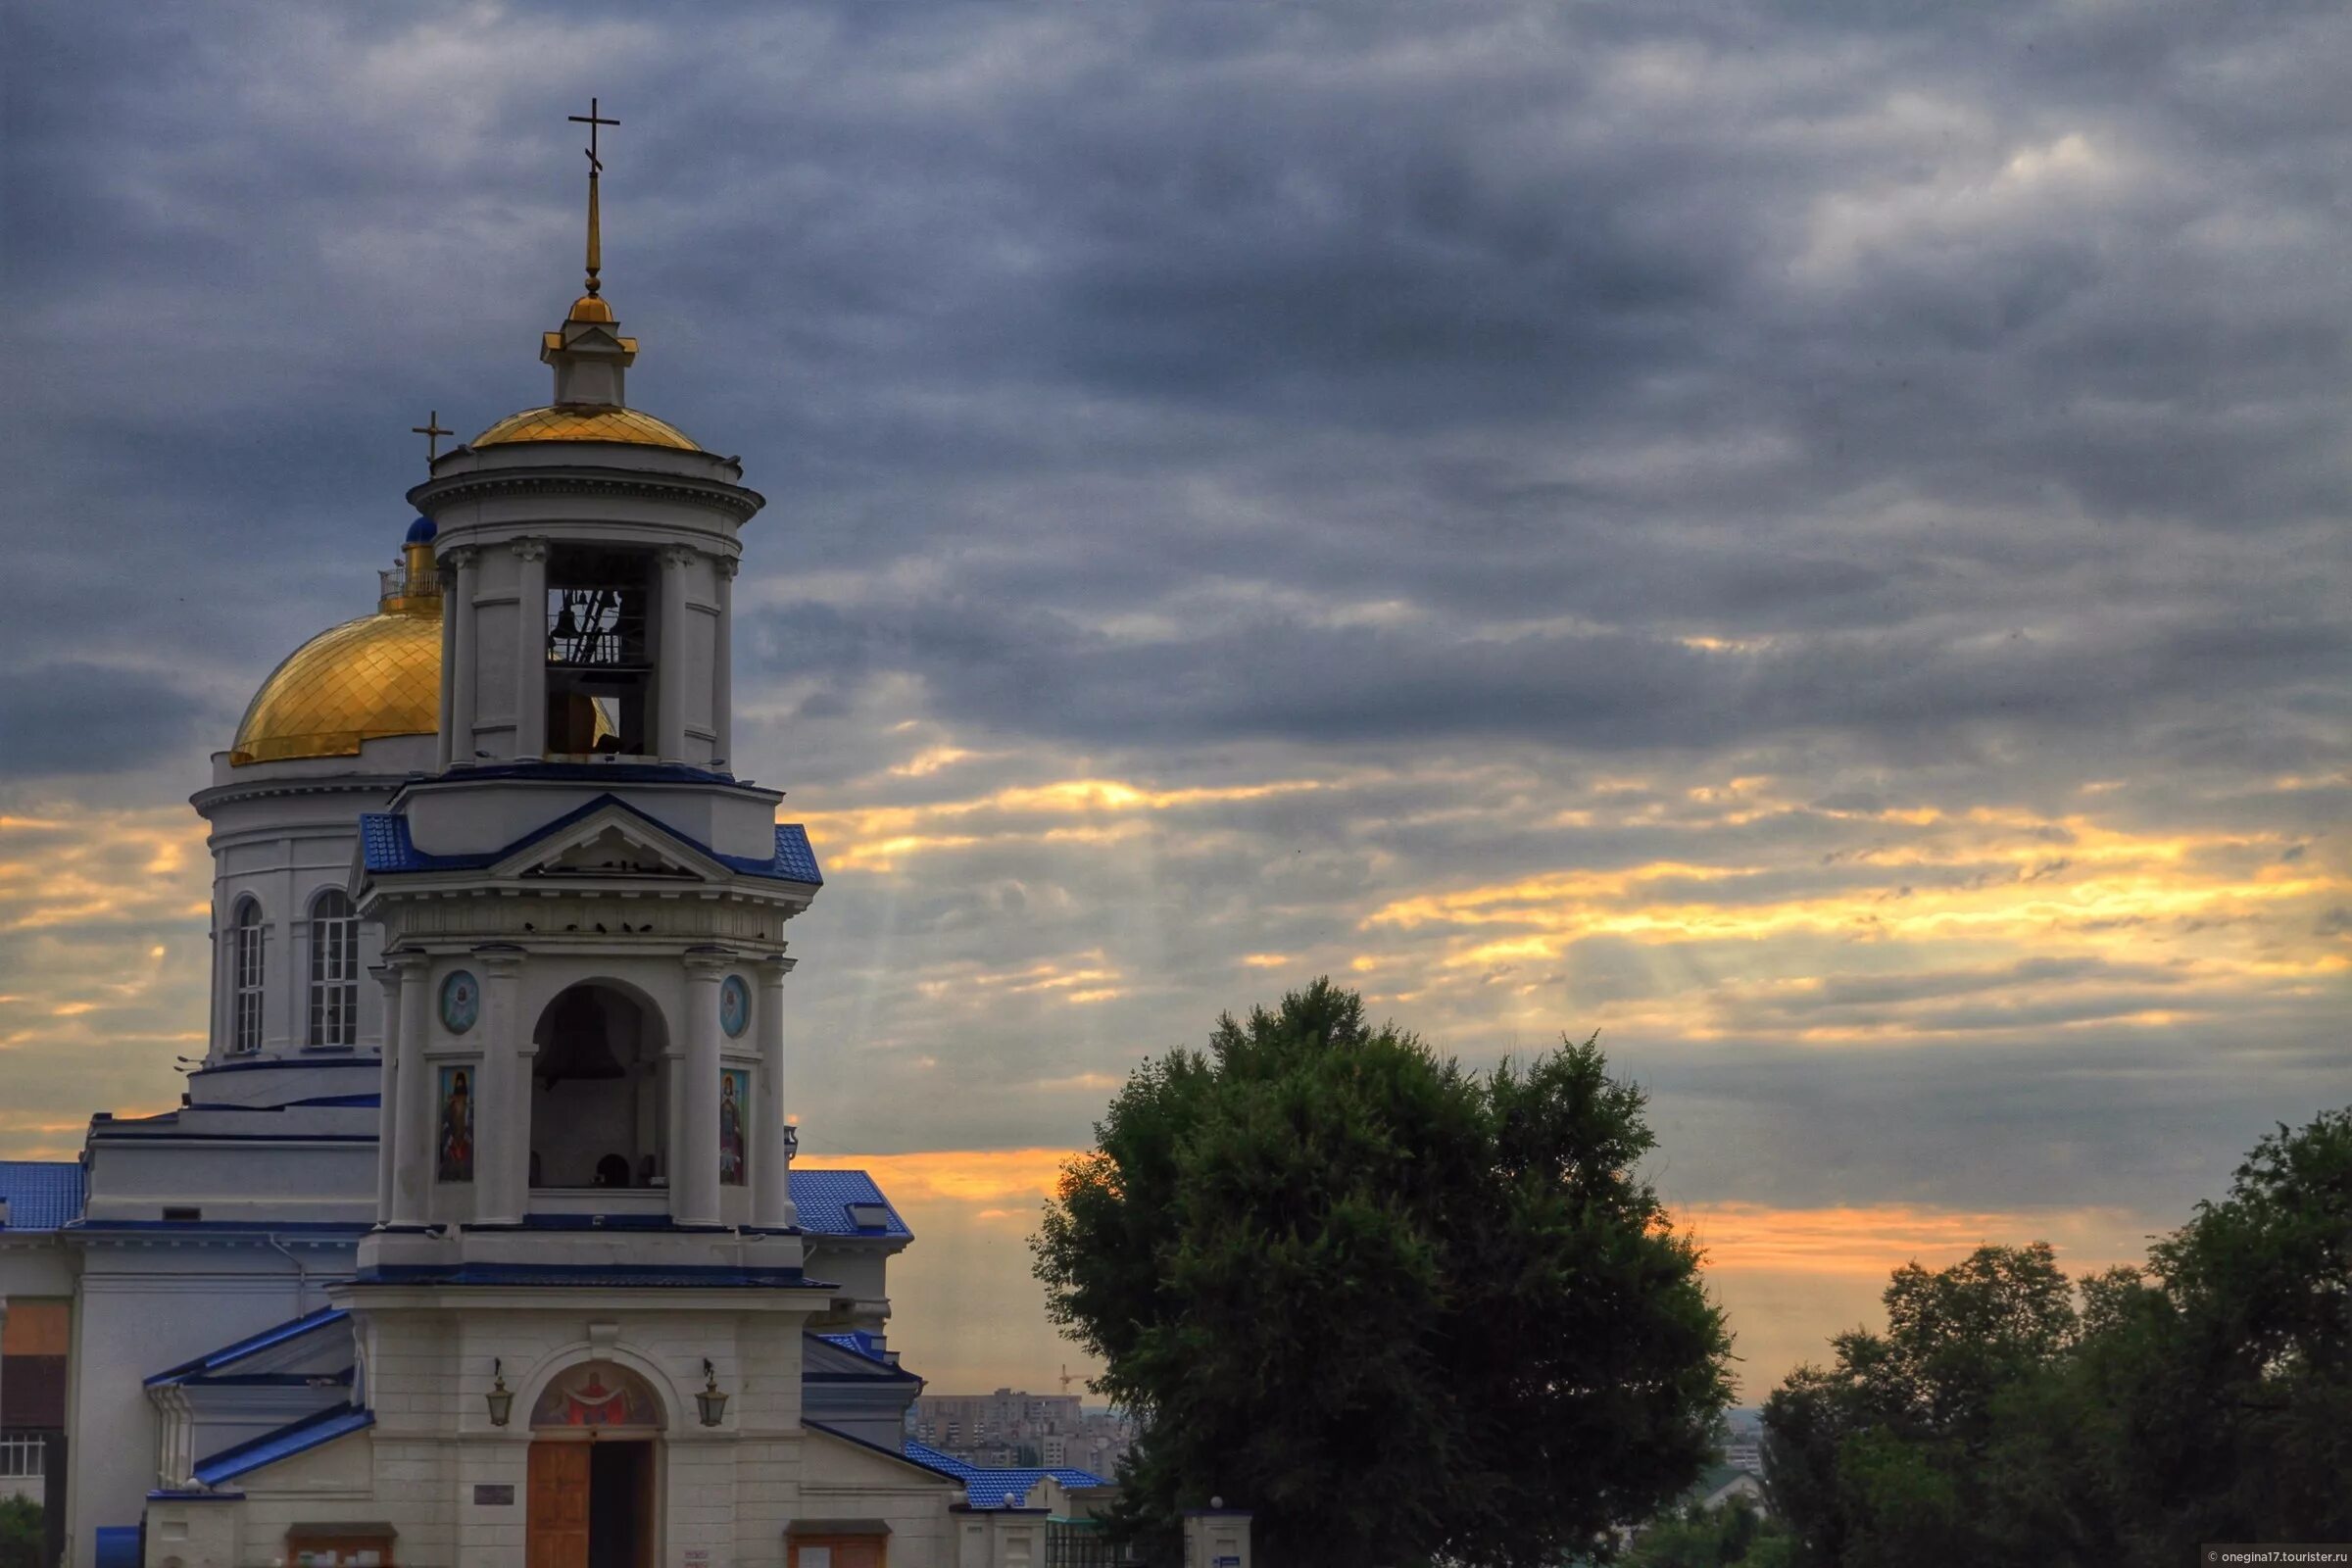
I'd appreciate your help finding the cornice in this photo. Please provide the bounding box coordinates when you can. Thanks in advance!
[408,465,764,522]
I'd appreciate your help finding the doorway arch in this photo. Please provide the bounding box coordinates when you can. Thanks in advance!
[528,1360,665,1568]
[529,980,668,1192]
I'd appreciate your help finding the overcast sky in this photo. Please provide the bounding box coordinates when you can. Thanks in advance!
[3,0,2347,1396]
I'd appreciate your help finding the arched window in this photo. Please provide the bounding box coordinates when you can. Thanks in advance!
[232,899,265,1054]
[308,890,359,1048]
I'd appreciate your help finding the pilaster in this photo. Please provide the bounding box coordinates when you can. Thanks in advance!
[713,554,737,769]
[475,947,528,1225]
[388,953,432,1226]
[510,537,549,762]
[372,962,403,1220]
[657,544,697,760]
[678,950,728,1226]
[754,952,796,1229]
[445,546,481,765]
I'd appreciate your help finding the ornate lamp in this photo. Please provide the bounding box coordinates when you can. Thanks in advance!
[486,1358,514,1427]
[696,1358,727,1427]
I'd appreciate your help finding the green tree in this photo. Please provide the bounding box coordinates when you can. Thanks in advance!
[0,1497,42,1568]
[1760,1243,2079,1567]
[1764,1106,2352,1568]
[1622,1494,1792,1567]
[1033,980,1732,1568]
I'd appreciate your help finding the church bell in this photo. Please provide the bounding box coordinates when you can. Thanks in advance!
[538,988,628,1085]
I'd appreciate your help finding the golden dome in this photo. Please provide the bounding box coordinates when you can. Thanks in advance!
[231,610,442,766]
[566,293,615,323]
[471,404,701,452]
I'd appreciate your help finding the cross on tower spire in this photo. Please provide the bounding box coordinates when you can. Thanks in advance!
[567,96,619,299]
[410,410,453,466]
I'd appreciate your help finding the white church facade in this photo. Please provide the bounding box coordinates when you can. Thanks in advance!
[0,126,1118,1568]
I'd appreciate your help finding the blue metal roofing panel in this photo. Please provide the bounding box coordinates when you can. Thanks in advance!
[193,1402,373,1487]
[814,1330,897,1367]
[790,1169,911,1239]
[900,1442,1106,1509]
[362,796,820,885]
[0,1160,84,1230]
[145,1307,350,1387]
[773,824,823,885]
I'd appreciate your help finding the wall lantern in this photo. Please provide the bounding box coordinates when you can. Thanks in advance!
[486,1358,514,1427]
[696,1358,728,1428]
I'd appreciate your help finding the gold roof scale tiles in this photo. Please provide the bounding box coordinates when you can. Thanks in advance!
[469,403,701,451]
[230,611,443,765]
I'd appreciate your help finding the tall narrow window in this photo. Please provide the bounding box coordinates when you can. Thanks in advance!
[308,890,359,1048]
[233,899,266,1054]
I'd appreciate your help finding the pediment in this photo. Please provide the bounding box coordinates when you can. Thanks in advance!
[495,806,724,883]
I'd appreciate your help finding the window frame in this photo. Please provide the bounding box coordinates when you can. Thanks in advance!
[232,898,266,1054]
[307,888,360,1048]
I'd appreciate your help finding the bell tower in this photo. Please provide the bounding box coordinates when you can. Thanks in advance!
[350,104,817,1288]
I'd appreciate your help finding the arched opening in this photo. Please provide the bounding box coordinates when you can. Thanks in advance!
[529,982,668,1192]
[528,1361,664,1568]
[307,888,358,1048]
[231,898,265,1054]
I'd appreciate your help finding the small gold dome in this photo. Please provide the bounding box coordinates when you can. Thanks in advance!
[471,404,701,452]
[567,293,615,323]
[230,611,442,766]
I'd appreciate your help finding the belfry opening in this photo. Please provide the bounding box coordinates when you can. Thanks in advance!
[530,981,668,1193]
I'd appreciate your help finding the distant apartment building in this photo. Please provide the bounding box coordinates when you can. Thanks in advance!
[909,1388,1140,1476]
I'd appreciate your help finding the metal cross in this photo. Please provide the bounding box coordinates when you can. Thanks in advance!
[411,410,453,464]
[569,96,618,175]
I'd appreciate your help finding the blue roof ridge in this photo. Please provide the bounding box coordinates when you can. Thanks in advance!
[191,1401,373,1487]
[361,793,820,885]
[145,1306,351,1387]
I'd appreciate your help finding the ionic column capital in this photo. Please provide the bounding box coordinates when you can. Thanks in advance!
[508,535,550,564]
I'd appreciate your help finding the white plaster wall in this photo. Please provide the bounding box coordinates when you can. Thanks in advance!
[400,780,785,863]
[70,1244,354,1568]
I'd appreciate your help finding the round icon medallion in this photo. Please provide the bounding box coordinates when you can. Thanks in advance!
[439,969,479,1035]
[719,974,751,1038]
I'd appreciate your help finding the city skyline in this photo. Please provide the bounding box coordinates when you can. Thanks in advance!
[4,1,2347,1400]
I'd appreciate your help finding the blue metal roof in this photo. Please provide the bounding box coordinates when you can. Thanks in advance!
[791,1169,911,1239]
[814,1330,897,1366]
[193,1402,373,1487]
[145,1306,350,1388]
[901,1441,1107,1509]
[359,794,821,886]
[0,1160,84,1230]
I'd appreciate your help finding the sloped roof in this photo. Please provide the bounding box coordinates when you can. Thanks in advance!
[360,795,820,886]
[791,1169,911,1239]
[902,1440,1107,1509]
[145,1306,351,1387]
[193,1402,374,1487]
[0,1160,84,1230]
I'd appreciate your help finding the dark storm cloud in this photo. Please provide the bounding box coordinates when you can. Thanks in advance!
[3,0,2348,1386]
[0,663,217,777]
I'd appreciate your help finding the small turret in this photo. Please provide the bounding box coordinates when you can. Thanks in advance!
[377,517,442,616]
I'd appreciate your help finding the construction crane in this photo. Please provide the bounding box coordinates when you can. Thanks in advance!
[1058,1363,1081,1396]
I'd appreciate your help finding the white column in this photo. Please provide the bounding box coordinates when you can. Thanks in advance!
[475,950,526,1225]
[511,537,549,761]
[713,555,737,770]
[753,953,796,1228]
[678,952,726,1226]
[657,545,696,760]
[371,964,402,1223]
[447,547,480,764]
[436,555,458,771]
[389,954,431,1226]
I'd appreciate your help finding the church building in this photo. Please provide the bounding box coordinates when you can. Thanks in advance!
[0,112,1111,1568]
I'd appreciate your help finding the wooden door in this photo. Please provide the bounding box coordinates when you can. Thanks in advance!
[528,1443,592,1568]
[790,1538,884,1568]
